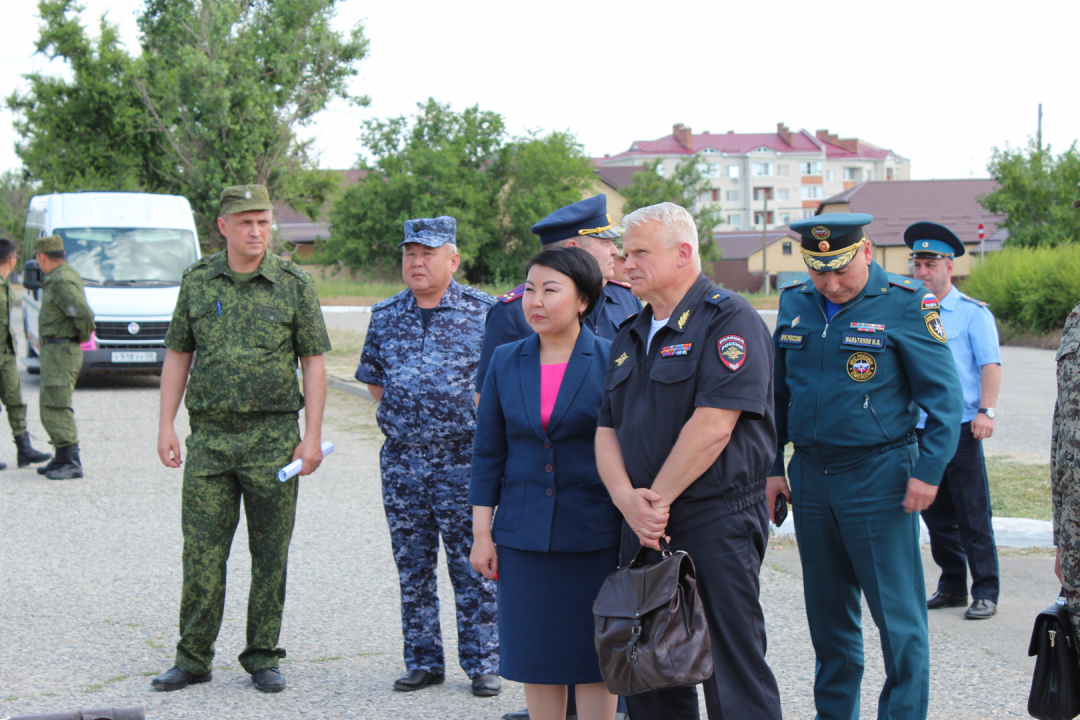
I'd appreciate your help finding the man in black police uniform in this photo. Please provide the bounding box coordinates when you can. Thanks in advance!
[596,202,782,720]
[476,194,641,402]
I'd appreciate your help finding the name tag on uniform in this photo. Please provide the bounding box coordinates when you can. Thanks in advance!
[842,332,885,350]
[778,331,807,347]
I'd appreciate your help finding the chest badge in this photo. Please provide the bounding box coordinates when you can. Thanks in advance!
[678,310,690,329]
[614,352,629,366]
[925,311,947,343]
[792,315,800,327]
[660,343,692,358]
[717,335,747,371]
[850,322,885,332]
[846,352,877,382]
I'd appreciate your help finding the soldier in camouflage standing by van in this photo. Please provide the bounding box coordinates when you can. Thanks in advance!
[34,234,94,479]
[0,238,51,471]
[1053,184,1080,659]
[152,184,331,694]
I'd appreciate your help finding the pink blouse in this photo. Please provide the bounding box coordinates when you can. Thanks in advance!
[539,362,569,431]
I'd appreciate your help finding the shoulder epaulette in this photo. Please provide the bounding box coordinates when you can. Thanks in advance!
[461,284,496,305]
[779,277,807,290]
[277,257,312,283]
[183,254,215,276]
[887,273,918,291]
[618,313,638,330]
[499,284,526,303]
[705,288,729,307]
[960,294,989,308]
[371,292,404,312]
[608,279,632,289]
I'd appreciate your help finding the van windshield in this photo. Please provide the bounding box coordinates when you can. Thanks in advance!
[54,227,198,285]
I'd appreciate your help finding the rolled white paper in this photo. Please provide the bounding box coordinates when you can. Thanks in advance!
[278,441,335,482]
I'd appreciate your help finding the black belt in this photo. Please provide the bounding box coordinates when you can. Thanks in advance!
[43,337,77,345]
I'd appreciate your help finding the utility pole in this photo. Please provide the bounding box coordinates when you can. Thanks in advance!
[1038,103,1043,152]
[761,195,769,296]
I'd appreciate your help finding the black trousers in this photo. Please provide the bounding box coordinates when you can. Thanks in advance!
[917,422,1000,602]
[619,502,782,720]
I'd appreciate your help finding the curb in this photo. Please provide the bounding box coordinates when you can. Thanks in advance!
[772,515,1054,548]
[327,375,374,402]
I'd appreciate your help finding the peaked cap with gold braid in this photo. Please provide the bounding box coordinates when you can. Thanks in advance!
[789,213,874,272]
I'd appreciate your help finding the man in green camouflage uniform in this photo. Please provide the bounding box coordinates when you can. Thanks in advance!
[1054,185,1080,660]
[35,234,95,479]
[152,184,331,694]
[0,238,51,470]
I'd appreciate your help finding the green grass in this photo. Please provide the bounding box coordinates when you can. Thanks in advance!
[987,457,1052,520]
[313,277,515,305]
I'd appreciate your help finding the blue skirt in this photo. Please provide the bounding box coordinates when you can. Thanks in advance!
[497,545,619,685]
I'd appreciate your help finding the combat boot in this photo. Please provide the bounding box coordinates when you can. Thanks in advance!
[36,451,63,475]
[45,445,83,480]
[15,432,51,467]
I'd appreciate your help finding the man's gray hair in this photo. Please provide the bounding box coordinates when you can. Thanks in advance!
[623,203,699,259]
[444,242,458,256]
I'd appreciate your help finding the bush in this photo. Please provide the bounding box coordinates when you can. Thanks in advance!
[962,245,1080,333]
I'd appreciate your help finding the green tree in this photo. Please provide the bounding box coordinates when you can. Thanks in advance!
[6,0,161,193]
[7,0,368,246]
[980,139,1080,247]
[0,171,38,243]
[620,154,722,260]
[324,99,594,283]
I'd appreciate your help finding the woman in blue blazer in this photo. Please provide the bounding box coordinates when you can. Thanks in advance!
[470,247,620,720]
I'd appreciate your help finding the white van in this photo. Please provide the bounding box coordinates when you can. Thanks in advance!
[21,192,201,375]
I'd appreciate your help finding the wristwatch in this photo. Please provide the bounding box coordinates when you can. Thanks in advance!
[978,407,997,419]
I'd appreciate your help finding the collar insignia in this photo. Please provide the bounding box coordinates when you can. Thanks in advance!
[614,352,628,366]
[677,310,690,329]
[792,315,800,327]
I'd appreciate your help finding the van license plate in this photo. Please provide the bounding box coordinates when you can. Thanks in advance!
[111,352,157,363]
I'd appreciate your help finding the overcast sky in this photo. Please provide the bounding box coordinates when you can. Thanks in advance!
[1,0,1076,181]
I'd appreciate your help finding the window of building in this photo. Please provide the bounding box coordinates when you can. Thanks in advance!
[782,241,792,255]
[800,161,823,176]
[801,186,824,200]
[711,189,719,202]
[867,170,874,181]
[886,168,894,181]
[726,189,740,202]
[843,167,857,181]
[752,162,773,176]
[777,188,790,201]
[826,170,835,182]
[778,164,789,176]
[752,187,773,201]
[701,147,718,154]
[699,162,722,178]
[802,209,816,219]
[753,211,774,225]
[727,165,740,178]
[727,214,742,227]
[780,213,791,225]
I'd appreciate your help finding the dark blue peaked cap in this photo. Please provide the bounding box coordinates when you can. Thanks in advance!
[531,194,620,245]
[904,221,965,258]
[398,216,456,248]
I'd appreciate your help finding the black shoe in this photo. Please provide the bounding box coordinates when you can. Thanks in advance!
[45,445,83,480]
[927,590,967,609]
[502,712,530,720]
[964,599,997,619]
[15,432,50,467]
[471,673,501,697]
[36,449,63,475]
[393,669,445,692]
[252,667,286,693]
[150,666,212,691]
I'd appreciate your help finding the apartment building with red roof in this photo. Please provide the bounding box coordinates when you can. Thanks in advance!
[596,123,910,232]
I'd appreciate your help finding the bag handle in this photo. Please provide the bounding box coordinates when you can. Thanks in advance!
[625,537,674,568]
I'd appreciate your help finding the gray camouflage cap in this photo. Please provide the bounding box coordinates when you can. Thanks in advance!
[398,216,457,248]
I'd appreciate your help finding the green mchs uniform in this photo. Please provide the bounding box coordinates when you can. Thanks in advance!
[771,214,962,720]
[164,248,331,676]
[38,259,95,450]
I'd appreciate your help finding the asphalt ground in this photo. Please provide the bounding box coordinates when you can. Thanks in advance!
[0,309,1063,719]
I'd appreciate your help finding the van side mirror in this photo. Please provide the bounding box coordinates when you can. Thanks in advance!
[22,260,42,291]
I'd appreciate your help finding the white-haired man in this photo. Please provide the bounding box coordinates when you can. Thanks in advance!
[596,203,782,720]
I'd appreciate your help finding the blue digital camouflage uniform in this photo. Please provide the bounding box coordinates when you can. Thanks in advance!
[164,247,331,676]
[356,279,499,678]
[772,214,963,720]
[476,280,641,392]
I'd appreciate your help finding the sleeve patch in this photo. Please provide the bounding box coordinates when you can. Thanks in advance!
[921,293,939,310]
[718,334,747,370]
[925,311,947,343]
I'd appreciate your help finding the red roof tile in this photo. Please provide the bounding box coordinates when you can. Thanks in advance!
[606,125,896,161]
[710,230,797,260]
[594,165,646,191]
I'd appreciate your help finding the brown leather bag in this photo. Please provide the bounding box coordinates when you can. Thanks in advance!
[592,538,713,695]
